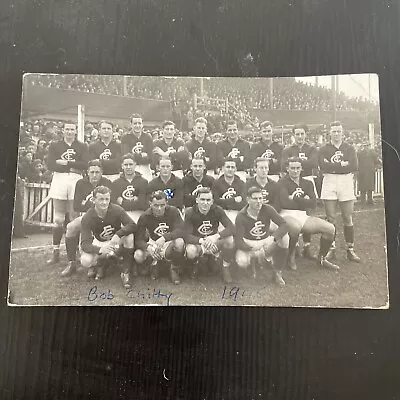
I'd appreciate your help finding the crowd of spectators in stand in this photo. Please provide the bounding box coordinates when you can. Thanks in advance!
[17,115,381,185]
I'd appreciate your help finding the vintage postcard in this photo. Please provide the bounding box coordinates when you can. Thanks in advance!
[8,73,388,307]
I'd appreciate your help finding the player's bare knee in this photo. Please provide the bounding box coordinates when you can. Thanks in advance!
[223,236,235,249]
[342,215,353,226]
[123,234,134,249]
[134,249,146,263]
[185,244,198,260]
[278,233,290,249]
[236,251,250,268]
[173,238,185,253]
[54,214,65,227]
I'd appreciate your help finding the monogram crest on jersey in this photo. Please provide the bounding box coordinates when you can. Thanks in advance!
[194,147,206,158]
[164,188,174,199]
[249,221,267,240]
[154,222,170,237]
[84,192,94,204]
[197,220,213,236]
[167,146,176,154]
[99,225,115,240]
[122,185,136,200]
[292,187,305,198]
[192,184,203,196]
[132,142,143,153]
[99,148,112,160]
[330,151,344,163]
[261,189,269,203]
[228,147,240,158]
[298,152,307,160]
[61,148,76,161]
[261,149,274,159]
[221,187,236,199]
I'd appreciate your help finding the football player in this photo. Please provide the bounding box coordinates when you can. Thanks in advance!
[278,157,340,271]
[235,186,289,286]
[46,122,89,265]
[217,120,250,181]
[250,121,283,181]
[148,157,184,210]
[212,158,246,223]
[183,156,215,208]
[184,187,235,283]
[89,120,121,181]
[61,160,114,277]
[185,116,218,175]
[134,190,185,284]
[152,120,189,179]
[121,113,153,181]
[281,124,319,260]
[318,121,360,262]
[80,186,136,289]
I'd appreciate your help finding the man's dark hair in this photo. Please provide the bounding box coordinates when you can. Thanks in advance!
[121,153,137,163]
[149,190,168,202]
[196,187,213,198]
[330,121,342,128]
[93,185,111,197]
[223,157,237,166]
[285,156,303,169]
[87,159,103,170]
[259,120,273,129]
[254,157,269,168]
[292,124,308,134]
[226,120,238,128]
[194,117,207,125]
[130,113,143,122]
[247,186,263,198]
[162,120,175,129]
[158,156,172,166]
[98,120,114,128]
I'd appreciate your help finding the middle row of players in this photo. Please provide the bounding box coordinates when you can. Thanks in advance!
[60,154,339,289]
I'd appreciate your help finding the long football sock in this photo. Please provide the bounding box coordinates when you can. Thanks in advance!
[52,225,64,248]
[343,225,354,247]
[65,235,79,262]
[271,246,288,271]
[319,237,333,258]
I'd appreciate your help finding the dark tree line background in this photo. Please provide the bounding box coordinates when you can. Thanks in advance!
[1,0,400,399]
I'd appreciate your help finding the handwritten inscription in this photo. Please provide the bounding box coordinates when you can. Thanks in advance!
[221,286,246,301]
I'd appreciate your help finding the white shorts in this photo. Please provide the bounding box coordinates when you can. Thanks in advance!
[92,235,133,249]
[243,235,274,250]
[148,238,172,258]
[303,175,319,199]
[49,172,82,200]
[321,173,356,202]
[280,209,309,230]
[135,164,153,182]
[103,174,120,182]
[127,210,144,223]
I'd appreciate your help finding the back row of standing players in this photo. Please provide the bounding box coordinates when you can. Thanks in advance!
[44,114,361,288]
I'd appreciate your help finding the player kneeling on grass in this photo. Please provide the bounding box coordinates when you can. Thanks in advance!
[80,186,137,289]
[278,157,340,271]
[134,190,185,285]
[235,187,289,286]
[184,187,235,284]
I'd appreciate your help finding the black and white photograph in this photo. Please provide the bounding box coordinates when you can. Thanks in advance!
[8,73,388,307]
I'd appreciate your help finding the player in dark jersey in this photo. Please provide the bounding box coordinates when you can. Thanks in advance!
[80,186,137,288]
[61,160,114,277]
[152,120,189,178]
[235,186,289,286]
[217,120,250,181]
[183,157,215,208]
[212,158,246,222]
[46,122,89,265]
[318,121,360,263]
[250,121,283,181]
[185,117,218,174]
[120,113,153,181]
[184,187,235,283]
[148,157,184,210]
[246,157,280,208]
[134,191,185,284]
[277,157,340,271]
[113,153,148,222]
[281,124,319,260]
[89,120,121,181]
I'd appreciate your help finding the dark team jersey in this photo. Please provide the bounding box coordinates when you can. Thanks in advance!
[281,143,318,177]
[185,137,218,170]
[212,175,246,211]
[217,138,251,170]
[152,138,189,171]
[88,140,121,175]
[246,176,280,209]
[250,141,283,175]
[277,175,316,211]
[112,173,148,211]
[47,140,89,173]
[148,174,184,209]
[182,173,215,208]
[135,205,183,250]
[235,204,289,251]
[184,204,234,244]
[73,177,114,212]
[318,142,358,174]
[121,131,154,165]
[81,204,137,254]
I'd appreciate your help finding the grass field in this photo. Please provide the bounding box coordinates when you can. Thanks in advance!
[8,207,388,308]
